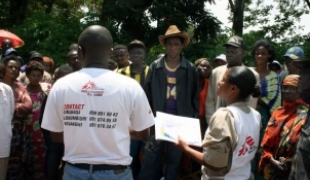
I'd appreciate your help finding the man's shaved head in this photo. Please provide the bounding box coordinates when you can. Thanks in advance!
[69,43,78,51]
[1,39,12,53]
[78,25,113,68]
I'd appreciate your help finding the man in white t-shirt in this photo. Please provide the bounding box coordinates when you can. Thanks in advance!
[41,25,155,180]
[0,63,15,180]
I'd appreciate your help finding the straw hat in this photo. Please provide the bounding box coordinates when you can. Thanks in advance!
[158,25,190,48]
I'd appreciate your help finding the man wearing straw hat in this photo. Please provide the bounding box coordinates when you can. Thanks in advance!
[138,25,199,180]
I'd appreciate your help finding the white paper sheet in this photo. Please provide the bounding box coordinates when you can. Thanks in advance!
[155,112,202,147]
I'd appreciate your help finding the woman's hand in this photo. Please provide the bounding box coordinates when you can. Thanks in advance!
[175,136,189,151]
[270,157,287,172]
[258,98,268,108]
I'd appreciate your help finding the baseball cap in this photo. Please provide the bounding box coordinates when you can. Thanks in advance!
[4,48,19,57]
[223,35,246,50]
[30,52,43,61]
[213,54,227,63]
[127,39,146,52]
[283,46,304,60]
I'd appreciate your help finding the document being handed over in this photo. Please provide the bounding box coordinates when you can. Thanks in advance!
[155,112,202,147]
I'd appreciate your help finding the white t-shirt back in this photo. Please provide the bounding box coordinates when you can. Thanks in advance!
[41,68,155,165]
[0,82,15,158]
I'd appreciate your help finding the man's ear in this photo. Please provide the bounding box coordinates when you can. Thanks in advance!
[241,49,245,57]
[109,48,113,58]
[78,46,84,66]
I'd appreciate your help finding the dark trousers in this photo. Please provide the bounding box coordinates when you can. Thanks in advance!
[138,135,182,180]
[44,142,64,180]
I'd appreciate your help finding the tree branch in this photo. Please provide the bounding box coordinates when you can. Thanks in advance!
[305,0,310,9]
[228,0,235,12]
[45,0,55,14]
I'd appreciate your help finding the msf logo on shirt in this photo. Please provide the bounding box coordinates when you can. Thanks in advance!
[238,136,257,156]
[81,81,104,96]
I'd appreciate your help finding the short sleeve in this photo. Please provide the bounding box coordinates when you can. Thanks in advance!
[260,72,281,113]
[205,70,216,122]
[130,84,155,131]
[202,108,237,176]
[41,85,64,132]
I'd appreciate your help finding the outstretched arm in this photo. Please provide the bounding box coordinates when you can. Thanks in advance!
[175,137,225,172]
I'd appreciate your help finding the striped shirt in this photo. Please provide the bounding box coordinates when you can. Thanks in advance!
[117,64,149,86]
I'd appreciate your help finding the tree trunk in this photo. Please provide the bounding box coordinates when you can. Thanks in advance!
[305,0,310,9]
[100,0,115,23]
[232,0,246,36]
[45,0,56,14]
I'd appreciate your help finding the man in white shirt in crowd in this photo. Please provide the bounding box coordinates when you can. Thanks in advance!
[0,62,15,180]
[212,54,227,68]
[205,36,259,123]
[41,25,155,180]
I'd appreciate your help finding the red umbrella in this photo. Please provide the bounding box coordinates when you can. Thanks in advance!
[0,29,24,48]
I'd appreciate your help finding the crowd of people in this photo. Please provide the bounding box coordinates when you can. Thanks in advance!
[0,24,309,180]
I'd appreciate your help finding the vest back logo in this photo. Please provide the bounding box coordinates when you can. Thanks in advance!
[81,81,104,96]
[238,136,256,156]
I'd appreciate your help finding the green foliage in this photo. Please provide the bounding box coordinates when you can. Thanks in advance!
[244,1,306,41]
[241,30,309,67]
[1,0,309,70]
[144,44,165,64]
[1,0,222,68]
[10,10,85,67]
[99,0,221,49]
[182,33,228,63]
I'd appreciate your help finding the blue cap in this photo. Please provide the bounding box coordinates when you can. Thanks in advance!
[4,48,19,57]
[283,46,304,60]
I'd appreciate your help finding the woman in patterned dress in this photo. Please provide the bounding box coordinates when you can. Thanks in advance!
[24,61,51,180]
[251,40,282,180]
[2,55,32,180]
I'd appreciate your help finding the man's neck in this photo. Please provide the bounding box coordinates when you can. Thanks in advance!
[119,60,130,69]
[165,55,181,69]
[85,63,108,69]
[132,63,144,73]
[166,55,181,62]
[289,69,300,75]
[27,83,42,92]
[227,62,242,68]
